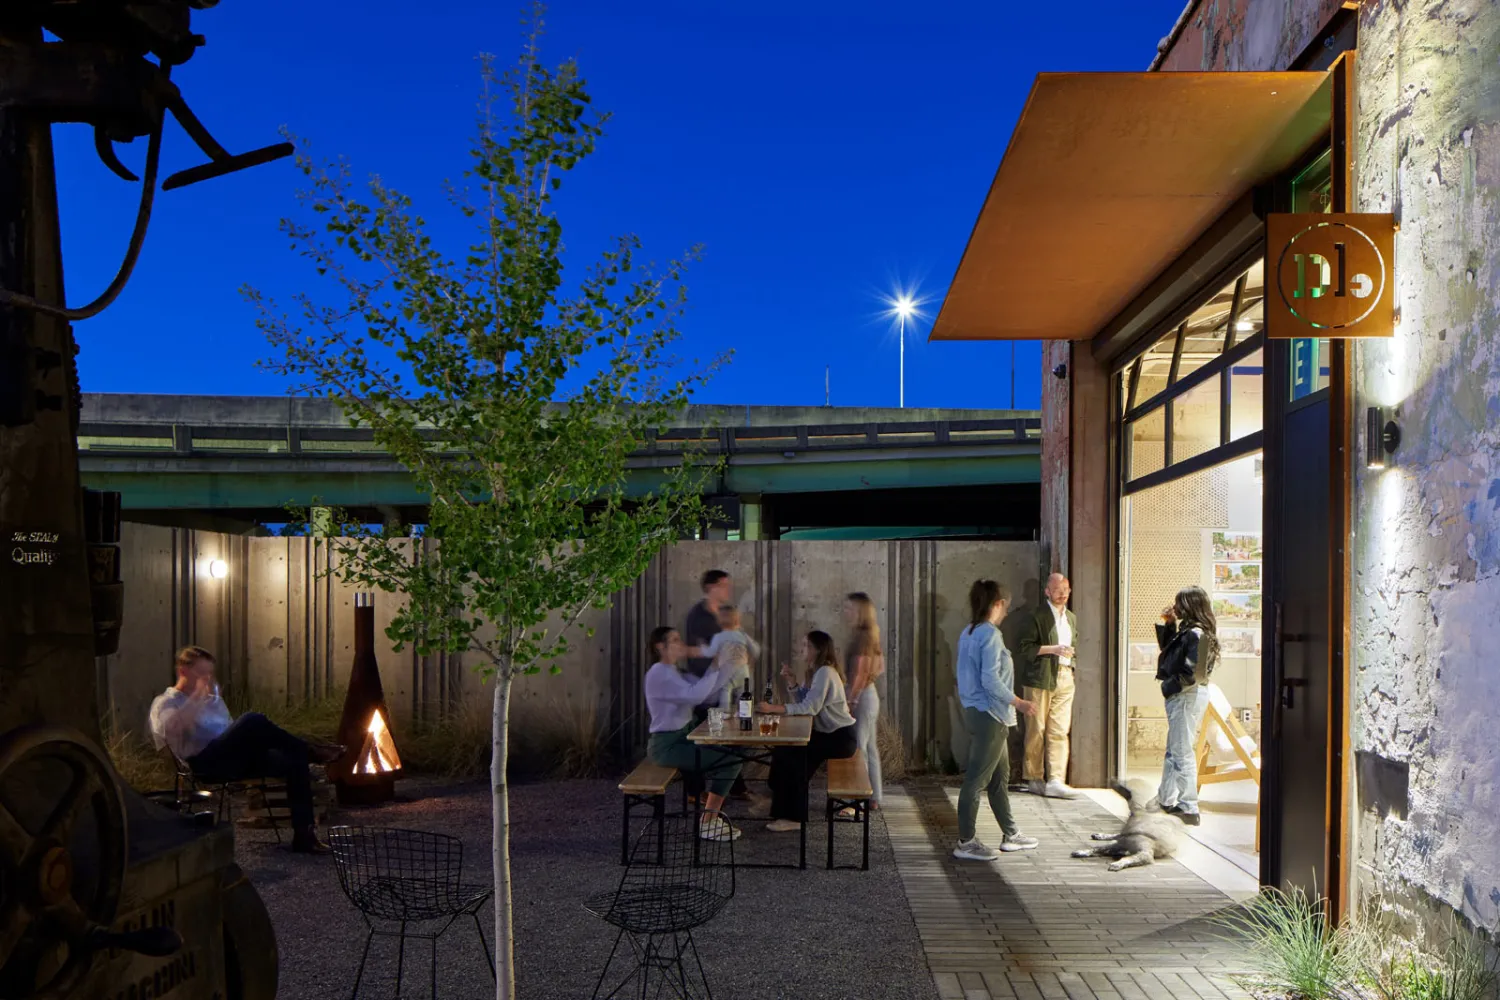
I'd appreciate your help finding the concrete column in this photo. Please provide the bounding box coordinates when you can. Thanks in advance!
[1068,345,1111,789]
[1039,342,1072,577]
[740,494,763,541]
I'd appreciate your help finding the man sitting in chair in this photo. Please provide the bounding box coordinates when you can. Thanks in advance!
[149,645,344,854]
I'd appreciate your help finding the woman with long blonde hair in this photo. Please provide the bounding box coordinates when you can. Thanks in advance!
[843,592,885,811]
[757,630,857,833]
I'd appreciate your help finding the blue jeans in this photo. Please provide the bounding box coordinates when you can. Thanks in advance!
[1159,685,1211,815]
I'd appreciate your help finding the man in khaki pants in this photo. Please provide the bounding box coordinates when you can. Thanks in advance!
[1016,573,1081,798]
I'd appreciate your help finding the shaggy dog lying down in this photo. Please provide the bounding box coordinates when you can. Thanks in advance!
[1070,779,1188,871]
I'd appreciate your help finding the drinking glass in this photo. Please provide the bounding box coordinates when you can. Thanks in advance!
[708,708,724,734]
[758,716,773,736]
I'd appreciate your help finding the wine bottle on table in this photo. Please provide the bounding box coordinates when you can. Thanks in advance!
[762,676,775,705]
[738,676,754,731]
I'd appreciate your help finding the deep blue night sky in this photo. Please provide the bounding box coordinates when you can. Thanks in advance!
[57,1,1184,411]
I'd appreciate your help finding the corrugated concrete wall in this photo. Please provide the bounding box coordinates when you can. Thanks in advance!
[1352,0,1500,944]
[100,525,1036,770]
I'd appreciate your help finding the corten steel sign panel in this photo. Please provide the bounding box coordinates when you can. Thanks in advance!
[1266,212,1396,339]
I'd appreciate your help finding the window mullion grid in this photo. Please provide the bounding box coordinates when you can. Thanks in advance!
[1224,274,1247,351]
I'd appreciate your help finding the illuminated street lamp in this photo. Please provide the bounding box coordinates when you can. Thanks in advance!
[893,295,915,408]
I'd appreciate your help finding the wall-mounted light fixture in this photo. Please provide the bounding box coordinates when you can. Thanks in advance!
[208,558,229,579]
[1366,406,1400,469]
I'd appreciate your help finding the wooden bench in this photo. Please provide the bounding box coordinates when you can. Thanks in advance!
[618,761,681,865]
[825,751,874,871]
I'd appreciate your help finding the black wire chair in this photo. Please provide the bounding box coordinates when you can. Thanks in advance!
[166,746,283,844]
[584,812,735,1000]
[329,826,495,1000]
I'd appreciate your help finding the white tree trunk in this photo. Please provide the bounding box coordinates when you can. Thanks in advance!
[493,672,516,999]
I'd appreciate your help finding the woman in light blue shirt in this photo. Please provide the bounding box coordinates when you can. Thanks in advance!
[953,580,1040,861]
[644,626,745,842]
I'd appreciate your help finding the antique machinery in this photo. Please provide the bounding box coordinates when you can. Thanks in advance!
[0,2,289,997]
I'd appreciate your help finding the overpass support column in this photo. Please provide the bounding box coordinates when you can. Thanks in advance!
[311,505,334,536]
[739,493,762,541]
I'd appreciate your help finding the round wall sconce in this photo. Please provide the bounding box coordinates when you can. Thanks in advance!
[208,559,229,579]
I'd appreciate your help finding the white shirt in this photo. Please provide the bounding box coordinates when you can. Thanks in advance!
[149,685,234,759]
[1051,603,1073,667]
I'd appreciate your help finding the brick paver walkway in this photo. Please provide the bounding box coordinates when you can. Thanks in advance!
[887,780,1254,1000]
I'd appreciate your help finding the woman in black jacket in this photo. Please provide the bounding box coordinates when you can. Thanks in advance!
[1154,586,1220,826]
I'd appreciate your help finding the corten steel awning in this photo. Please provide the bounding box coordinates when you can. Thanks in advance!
[930,71,1332,342]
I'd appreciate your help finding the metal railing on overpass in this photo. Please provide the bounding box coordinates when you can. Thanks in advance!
[77,415,1040,460]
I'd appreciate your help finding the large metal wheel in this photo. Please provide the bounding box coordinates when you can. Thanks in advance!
[221,863,278,1000]
[0,725,127,1000]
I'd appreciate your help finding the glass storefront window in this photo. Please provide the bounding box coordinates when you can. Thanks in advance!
[1120,452,1263,862]
[1171,375,1220,465]
[1129,406,1166,479]
[1230,349,1264,441]
[1132,261,1265,413]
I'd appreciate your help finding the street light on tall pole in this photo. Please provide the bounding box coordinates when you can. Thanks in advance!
[894,295,915,408]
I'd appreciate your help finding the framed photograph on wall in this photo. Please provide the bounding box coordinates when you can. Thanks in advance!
[1219,627,1262,657]
[1211,531,1262,562]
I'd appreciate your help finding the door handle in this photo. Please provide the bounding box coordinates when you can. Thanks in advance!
[1281,677,1307,709]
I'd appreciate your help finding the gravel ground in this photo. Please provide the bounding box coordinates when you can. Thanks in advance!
[237,776,938,1000]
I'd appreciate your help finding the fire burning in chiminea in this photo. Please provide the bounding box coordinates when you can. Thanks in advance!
[330,593,403,805]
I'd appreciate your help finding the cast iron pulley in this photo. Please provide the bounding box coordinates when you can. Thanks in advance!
[0,726,139,1000]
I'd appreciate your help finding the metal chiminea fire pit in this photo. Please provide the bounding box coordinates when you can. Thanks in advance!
[330,593,404,805]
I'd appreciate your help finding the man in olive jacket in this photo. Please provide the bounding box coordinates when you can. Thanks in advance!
[1015,573,1081,798]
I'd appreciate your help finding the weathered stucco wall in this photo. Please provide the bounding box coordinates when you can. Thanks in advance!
[1352,0,1500,940]
[1155,0,1345,71]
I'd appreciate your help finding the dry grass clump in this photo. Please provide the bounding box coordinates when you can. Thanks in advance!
[402,698,492,780]
[103,727,176,795]
[544,700,615,779]
[876,715,909,782]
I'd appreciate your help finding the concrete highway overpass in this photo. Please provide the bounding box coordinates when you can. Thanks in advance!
[78,394,1041,539]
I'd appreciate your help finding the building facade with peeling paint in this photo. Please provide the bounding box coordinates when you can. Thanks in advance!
[932,0,1500,947]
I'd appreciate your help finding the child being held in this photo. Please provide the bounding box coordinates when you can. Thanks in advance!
[701,605,761,713]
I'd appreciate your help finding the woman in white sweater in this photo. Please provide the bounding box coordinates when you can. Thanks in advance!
[756,630,858,833]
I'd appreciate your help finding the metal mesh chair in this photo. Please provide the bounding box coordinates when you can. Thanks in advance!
[583,813,735,999]
[329,826,494,999]
[166,746,283,843]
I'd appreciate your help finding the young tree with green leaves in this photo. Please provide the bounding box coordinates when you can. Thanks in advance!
[249,9,722,997]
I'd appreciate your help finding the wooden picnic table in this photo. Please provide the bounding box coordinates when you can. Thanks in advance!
[687,715,813,869]
[686,715,812,747]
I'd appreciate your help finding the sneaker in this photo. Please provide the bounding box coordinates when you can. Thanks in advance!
[1000,832,1040,852]
[1043,780,1081,799]
[952,838,1001,861]
[766,819,802,833]
[1026,779,1046,795]
[699,815,742,841]
[1166,805,1202,826]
